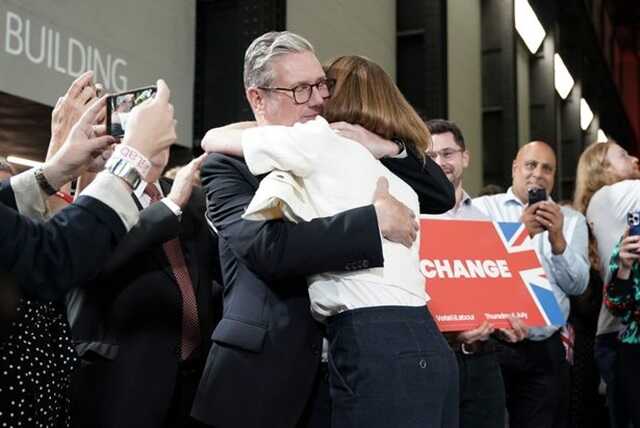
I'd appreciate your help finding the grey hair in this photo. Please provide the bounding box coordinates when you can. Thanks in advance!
[243,31,314,89]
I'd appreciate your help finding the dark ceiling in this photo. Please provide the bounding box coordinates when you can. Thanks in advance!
[606,0,640,52]
[0,92,52,171]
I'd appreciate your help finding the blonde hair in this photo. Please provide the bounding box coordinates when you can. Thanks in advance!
[573,140,623,269]
[573,141,620,214]
[323,56,430,158]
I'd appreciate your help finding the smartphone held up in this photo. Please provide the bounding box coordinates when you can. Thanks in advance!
[628,210,640,237]
[106,85,157,137]
[527,187,547,206]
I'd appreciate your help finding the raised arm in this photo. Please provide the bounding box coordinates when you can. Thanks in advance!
[203,118,335,178]
[1,79,178,301]
[328,121,455,213]
[201,122,256,157]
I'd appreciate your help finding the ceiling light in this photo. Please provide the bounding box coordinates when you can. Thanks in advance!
[580,99,594,131]
[7,156,43,168]
[554,54,574,99]
[597,129,608,143]
[515,0,546,54]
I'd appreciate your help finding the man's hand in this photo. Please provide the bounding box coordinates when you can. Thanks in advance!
[521,202,545,238]
[372,177,418,248]
[168,154,207,208]
[47,71,99,161]
[122,79,176,159]
[496,316,529,343]
[42,97,116,189]
[535,201,566,254]
[330,122,399,159]
[86,136,114,173]
[456,321,494,344]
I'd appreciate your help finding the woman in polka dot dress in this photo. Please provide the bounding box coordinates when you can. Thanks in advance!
[1,300,78,427]
[0,73,102,428]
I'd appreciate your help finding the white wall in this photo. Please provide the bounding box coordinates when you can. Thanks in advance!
[447,0,483,195]
[287,0,396,79]
[0,0,195,147]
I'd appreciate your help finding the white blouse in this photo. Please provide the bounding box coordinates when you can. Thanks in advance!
[241,117,427,320]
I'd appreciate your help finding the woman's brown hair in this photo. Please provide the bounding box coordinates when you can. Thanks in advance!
[323,55,430,158]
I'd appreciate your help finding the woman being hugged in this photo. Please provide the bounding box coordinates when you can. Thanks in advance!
[202,55,458,428]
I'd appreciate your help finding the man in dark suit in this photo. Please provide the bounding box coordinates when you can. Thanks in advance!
[192,31,454,428]
[68,151,223,428]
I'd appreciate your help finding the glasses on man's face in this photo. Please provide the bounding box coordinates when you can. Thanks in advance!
[426,148,463,161]
[258,78,336,105]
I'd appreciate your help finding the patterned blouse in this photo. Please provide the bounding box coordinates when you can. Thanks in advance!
[0,299,78,427]
[604,243,640,344]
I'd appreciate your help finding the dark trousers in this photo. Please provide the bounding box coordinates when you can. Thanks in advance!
[616,343,640,427]
[498,332,569,428]
[326,305,459,428]
[594,332,631,428]
[456,351,505,428]
[297,363,332,428]
[164,359,209,428]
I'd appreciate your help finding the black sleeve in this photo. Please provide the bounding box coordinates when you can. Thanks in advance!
[381,148,455,214]
[0,194,127,302]
[201,154,384,284]
[100,201,179,273]
[0,178,18,209]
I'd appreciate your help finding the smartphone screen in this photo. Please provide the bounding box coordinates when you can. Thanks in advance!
[528,188,546,206]
[106,85,157,137]
[628,211,640,236]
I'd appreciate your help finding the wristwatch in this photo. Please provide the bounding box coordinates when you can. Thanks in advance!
[105,157,142,190]
[34,167,58,196]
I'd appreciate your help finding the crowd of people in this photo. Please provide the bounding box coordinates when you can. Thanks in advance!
[0,29,638,428]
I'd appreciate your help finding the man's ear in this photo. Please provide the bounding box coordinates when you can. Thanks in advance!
[462,150,470,169]
[246,87,265,116]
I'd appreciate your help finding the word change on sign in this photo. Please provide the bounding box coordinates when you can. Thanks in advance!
[420,217,565,331]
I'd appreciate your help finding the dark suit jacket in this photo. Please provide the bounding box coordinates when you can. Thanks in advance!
[0,178,127,302]
[68,181,223,428]
[191,150,453,428]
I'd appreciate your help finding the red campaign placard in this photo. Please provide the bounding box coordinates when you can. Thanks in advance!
[420,216,565,332]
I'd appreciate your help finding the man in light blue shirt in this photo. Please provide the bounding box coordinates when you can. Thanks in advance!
[473,141,589,428]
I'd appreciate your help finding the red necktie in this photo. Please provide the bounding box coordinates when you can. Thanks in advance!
[145,184,201,360]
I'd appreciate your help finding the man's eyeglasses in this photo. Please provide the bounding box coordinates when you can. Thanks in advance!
[258,78,337,105]
[426,148,464,161]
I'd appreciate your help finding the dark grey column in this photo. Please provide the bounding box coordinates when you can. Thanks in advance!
[396,0,447,120]
[481,0,518,189]
[193,0,286,148]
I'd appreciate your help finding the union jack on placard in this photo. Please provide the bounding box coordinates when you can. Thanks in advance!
[496,222,565,326]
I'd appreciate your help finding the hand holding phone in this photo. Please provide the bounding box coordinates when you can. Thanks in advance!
[628,210,640,237]
[120,79,177,160]
[527,187,547,206]
[106,85,158,137]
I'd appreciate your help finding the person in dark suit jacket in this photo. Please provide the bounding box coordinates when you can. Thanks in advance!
[68,153,223,428]
[1,77,179,428]
[192,31,454,428]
